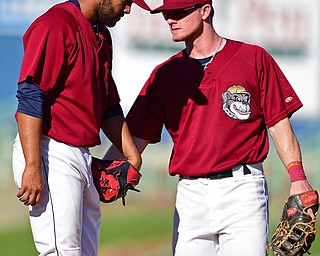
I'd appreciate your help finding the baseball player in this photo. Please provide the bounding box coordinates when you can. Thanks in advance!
[11,0,150,255]
[104,0,316,255]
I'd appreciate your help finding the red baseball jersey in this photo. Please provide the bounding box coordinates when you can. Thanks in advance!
[126,40,303,176]
[18,2,120,147]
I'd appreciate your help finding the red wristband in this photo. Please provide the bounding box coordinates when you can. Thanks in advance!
[286,161,307,182]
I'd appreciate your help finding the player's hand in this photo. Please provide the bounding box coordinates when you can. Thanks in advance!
[289,180,315,219]
[289,180,313,195]
[17,166,44,206]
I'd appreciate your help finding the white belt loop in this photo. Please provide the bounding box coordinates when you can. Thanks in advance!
[231,164,245,179]
[246,163,264,176]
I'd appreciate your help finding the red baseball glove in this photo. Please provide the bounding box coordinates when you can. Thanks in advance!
[91,157,142,206]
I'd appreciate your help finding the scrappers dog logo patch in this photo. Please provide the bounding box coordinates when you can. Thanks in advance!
[222,85,252,120]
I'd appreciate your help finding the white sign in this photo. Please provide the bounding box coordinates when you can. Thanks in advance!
[0,0,62,34]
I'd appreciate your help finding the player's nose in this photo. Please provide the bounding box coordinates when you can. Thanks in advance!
[124,4,132,14]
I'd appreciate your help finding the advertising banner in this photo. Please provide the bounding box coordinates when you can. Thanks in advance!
[0,0,61,34]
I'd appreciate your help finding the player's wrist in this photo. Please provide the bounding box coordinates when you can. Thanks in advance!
[127,155,142,171]
[286,161,307,182]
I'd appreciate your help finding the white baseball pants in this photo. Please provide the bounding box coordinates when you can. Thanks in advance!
[12,134,101,256]
[173,164,269,256]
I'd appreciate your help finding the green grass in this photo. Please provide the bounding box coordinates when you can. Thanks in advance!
[100,205,173,243]
[0,201,174,256]
[0,224,37,255]
[99,202,174,255]
[1,198,319,256]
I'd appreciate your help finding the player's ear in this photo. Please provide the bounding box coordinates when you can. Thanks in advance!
[201,4,213,21]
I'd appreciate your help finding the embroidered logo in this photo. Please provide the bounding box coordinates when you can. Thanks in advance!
[300,192,318,207]
[287,207,297,216]
[285,96,293,103]
[222,85,252,120]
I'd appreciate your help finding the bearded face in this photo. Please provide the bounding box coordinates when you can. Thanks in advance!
[96,0,129,27]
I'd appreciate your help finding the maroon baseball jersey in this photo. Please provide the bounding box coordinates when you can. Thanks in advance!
[126,40,302,176]
[18,2,120,147]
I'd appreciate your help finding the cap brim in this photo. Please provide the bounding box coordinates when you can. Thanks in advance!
[151,2,196,13]
[151,0,212,14]
[132,0,151,11]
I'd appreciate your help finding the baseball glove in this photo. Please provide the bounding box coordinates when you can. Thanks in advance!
[91,157,142,206]
[270,190,319,256]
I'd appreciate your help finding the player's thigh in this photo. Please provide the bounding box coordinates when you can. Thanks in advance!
[81,174,101,256]
[219,215,268,256]
[173,179,215,255]
[31,139,90,251]
[219,176,268,256]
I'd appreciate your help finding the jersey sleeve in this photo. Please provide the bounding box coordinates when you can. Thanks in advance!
[258,49,302,128]
[105,75,121,111]
[18,11,76,94]
[99,24,121,116]
[126,71,165,143]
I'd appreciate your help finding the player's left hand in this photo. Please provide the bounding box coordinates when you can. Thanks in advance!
[91,157,142,206]
[17,166,44,206]
[270,190,319,256]
[290,180,315,219]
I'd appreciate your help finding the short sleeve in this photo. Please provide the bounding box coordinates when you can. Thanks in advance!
[18,11,77,94]
[126,72,165,143]
[258,50,302,128]
[105,75,121,110]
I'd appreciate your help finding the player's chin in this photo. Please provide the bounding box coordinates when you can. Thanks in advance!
[104,20,117,27]
[103,16,120,27]
[171,32,187,42]
[172,36,184,42]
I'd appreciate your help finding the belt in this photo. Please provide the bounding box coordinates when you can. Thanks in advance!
[180,165,251,180]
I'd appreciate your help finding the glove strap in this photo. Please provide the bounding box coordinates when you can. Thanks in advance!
[286,161,307,182]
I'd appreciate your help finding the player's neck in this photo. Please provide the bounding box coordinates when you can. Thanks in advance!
[186,31,223,59]
[78,0,98,20]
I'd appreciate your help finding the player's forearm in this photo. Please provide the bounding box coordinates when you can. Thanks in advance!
[269,117,311,194]
[104,136,150,163]
[118,121,142,169]
[17,112,43,169]
[269,117,302,167]
[101,116,142,170]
